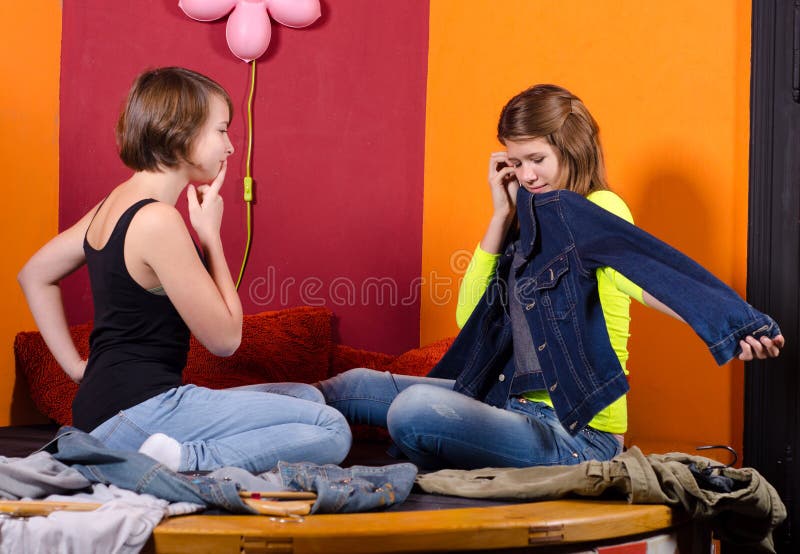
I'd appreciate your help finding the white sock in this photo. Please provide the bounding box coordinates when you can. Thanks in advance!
[138,433,182,471]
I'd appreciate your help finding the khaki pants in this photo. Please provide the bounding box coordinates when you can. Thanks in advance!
[416,446,785,553]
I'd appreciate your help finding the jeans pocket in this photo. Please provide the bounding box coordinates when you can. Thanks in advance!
[579,427,619,462]
[533,255,575,320]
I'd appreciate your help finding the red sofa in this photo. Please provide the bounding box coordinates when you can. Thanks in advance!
[14,305,454,428]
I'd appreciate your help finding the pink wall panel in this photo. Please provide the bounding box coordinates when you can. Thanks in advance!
[59,0,429,354]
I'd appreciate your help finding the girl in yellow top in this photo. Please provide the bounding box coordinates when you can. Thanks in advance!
[458,190,642,438]
[318,84,782,469]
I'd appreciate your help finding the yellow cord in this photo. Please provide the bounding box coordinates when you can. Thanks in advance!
[236,59,257,290]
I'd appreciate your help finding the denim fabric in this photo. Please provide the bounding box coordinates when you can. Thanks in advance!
[44,427,253,513]
[45,427,415,514]
[389,389,620,469]
[430,188,781,435]
[320,368,621,469]
[223,382,327,401]
[206,462,416,513]
[320,368,455,428]
[89,383,351,473]
[275,461,417,513]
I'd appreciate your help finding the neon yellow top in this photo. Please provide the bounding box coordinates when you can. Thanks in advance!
[455,190,643,433]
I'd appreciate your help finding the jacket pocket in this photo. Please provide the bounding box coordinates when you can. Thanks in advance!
[533,254,575,320]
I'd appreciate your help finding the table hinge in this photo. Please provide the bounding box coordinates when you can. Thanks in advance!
[529,523,565,545]
[241,536,293,553]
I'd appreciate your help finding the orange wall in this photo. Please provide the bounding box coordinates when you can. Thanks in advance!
[421,1,751,459]
[0,2,61,424]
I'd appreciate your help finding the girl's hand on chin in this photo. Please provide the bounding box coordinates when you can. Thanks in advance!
[187,161,227,242]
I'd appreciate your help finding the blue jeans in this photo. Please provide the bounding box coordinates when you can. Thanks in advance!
[48,427,416,514]
[90,383,352,473]
[48,427,251,512]
[319,368,621,470]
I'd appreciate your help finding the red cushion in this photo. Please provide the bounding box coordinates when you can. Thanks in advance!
[330,344,396,377]
[15,306,334,425]
[14,323,90,426]
[385,336,456,377]
[329,337,456,379]
[183,306,333,389]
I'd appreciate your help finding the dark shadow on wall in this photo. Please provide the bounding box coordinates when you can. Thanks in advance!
[624,156,745,458]
[626,164,712,265]
[10,364,49,425]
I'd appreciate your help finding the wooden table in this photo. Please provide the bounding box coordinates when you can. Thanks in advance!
[145,499,709,553]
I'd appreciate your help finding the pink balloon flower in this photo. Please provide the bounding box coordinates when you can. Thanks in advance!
[179,0,321,62]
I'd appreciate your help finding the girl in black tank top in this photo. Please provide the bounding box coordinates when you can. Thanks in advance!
[73,199,190,432]
[18,67,351,473]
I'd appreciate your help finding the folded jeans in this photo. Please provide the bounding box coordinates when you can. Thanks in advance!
[46,427,417,514]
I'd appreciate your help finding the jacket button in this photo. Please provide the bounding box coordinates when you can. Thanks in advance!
[538,343,546,351]
[498,374,506,382]
[549,383,557,392]
[572,452,579,458]
[526,302,535,310]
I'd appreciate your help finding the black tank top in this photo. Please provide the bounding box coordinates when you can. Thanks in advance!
[72,199,189,432]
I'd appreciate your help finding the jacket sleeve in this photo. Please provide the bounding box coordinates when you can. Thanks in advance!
[559,191,780,365]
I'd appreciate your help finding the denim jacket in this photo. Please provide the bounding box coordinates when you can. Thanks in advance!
[429,189,780,435]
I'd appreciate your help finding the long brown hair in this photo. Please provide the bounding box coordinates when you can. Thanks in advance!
[497,84,609,196]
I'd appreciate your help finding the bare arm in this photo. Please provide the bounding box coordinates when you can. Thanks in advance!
[137,163,242,356]
[17,205,100,382]
[641,290,684,322]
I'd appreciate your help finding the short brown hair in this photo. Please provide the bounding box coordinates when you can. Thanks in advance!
[497,84,609,196]
[116,67,233,171]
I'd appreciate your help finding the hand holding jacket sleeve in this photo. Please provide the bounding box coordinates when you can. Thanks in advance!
[738,334,784,360]
[555,191,782,365]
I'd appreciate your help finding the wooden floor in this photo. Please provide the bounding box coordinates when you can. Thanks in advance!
[145,499,702,553]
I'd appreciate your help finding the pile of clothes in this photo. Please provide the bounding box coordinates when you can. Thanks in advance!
[0,427,417,553]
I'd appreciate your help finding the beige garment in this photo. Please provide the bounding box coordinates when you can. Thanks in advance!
[416,446,786,553]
